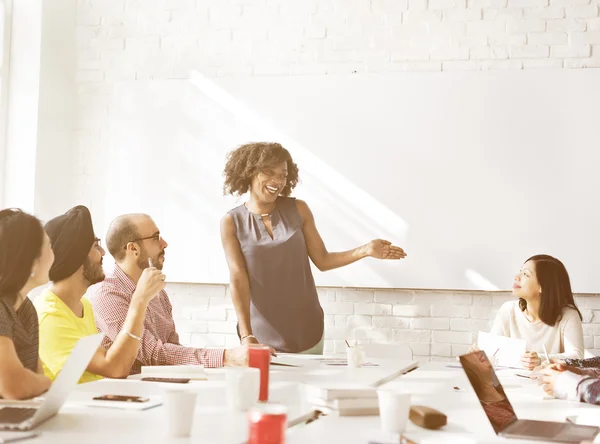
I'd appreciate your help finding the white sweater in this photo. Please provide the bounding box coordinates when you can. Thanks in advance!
[490,300,584,360]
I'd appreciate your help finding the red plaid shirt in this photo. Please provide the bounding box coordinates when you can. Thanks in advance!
[88,265,224,374]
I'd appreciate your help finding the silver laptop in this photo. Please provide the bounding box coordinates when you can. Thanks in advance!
[0,333,103,431]
[459,350,599,443]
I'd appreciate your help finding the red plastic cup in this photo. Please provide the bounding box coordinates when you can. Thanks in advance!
[248,345,270,401]
[248,403,287,444]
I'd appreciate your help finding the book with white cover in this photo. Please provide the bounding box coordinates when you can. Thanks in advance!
[310,397,379,410]
[140,365,206,380]
[303,383,377,401]
[84,396,163,411]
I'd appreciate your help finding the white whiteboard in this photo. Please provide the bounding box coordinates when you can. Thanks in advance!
[102,70,600,292]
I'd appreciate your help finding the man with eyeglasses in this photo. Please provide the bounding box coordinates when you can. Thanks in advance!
[36,206,164,382]
[88,213,250,372]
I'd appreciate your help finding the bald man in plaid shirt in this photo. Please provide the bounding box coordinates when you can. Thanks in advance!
[88,213,250,374]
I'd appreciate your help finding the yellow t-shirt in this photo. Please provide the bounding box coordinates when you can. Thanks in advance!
[36,289,103,383]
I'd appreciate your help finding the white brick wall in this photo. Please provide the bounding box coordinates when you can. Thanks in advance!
[166,283,600,361]
[73,0,600,207]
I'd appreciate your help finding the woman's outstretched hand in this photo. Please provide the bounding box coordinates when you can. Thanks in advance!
[365,239,407,260]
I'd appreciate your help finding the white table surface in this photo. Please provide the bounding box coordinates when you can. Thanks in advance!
[288,361,600,444]
[14,354,416,443]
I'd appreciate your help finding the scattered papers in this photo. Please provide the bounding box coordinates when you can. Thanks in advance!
[477,331,526,369]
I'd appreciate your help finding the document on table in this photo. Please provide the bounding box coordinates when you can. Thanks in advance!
[477,331,526,368]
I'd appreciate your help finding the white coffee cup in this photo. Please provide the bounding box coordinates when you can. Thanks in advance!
[347,345,365,368]
[377,389,411,434]
[225,367,260,411]
[163,389,197,437]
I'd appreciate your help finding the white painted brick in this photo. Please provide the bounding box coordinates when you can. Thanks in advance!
[551,44,591,57]
[547,18,587,31]
[450,318,492,331]
[589,18,600,31]
[325,315,335,327]
[409,0,429,10]
[346,315,372,328]
[337,289,374,302]
[444,9,483,21]
[577,298,600,309]
[564,56,600,68]
[431,304,470,318]
[393,329,431,343]
[510,45,550,57]
[523,6,564,17]
[178,332,192,346]
[508,0,548,6]
[403,10,443,23]
[594,336,600,349]
[410,343,431,356]
[468,0,508,7]
[355,303,393,315]
[585,336,594,349]
[328,327,352,340]
[565,5,599,17]
[431,343,452,357]
[452,344,472,356]
[321,301,354,315]
[253,63,290,76]
[374,290,414,303]
[528,32,568,45]
[391,46,431,61]
[373,316,411,328]
[470,46,510,59]
[570,31,600,44]
[483,8,524,20]
[411,317,450,330]
[431,46,470,60]
[433,330,473,344]
[442,60,482,70]
[290,63,329,75]
[470,306,499,319]
[429,0,466,9]
[317,288,336,302]
[372,0,410,12]
[431,356,453,362]
[506,18,547,33]
[393,305,430,317]
[551,0,592,5]
[192,308,227,321]
[207,321,237,334]
[354,328,394,341]
[489,33,527,46]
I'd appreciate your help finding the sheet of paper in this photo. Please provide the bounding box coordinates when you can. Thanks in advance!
[477,331,526,368]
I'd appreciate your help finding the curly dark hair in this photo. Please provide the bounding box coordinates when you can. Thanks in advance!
[223,142,299,197]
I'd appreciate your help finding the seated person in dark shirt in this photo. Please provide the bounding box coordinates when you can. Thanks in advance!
[0,209,54,399]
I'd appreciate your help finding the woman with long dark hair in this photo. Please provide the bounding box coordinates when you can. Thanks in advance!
[491,254,583,370]
[0,209,54,399]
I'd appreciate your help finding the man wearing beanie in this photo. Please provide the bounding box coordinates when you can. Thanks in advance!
[36,205,165,382]
[88,213,252,373]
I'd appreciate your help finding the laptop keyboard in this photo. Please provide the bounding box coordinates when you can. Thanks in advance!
[0,408,37,424]
[509,420,567,437]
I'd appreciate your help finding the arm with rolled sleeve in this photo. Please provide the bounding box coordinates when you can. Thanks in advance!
[93,288,224,369]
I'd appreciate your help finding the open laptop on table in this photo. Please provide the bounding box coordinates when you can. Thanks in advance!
[459,350,599,443]
[0,333,103,431]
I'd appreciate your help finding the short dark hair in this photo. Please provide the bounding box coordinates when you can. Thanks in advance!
[222,142,299,197]
[0,209,45,304]
[518,254,582,326]
[106,214,144,261]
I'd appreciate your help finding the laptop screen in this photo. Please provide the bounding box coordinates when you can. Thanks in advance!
[459,350,518,434]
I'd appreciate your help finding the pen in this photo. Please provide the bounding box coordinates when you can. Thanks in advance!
[543,344,550,364]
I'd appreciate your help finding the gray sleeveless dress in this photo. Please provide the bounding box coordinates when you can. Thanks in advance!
[228,197,324,353]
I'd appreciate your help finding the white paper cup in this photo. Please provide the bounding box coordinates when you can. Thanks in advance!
[225,367,260,411]
[347,346,365,368]
[377,389,411,434]
[163,389,197,437]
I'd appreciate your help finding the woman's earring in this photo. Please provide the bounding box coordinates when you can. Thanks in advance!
[30,271,35,278]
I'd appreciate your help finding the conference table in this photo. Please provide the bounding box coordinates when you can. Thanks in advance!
[17,356,600,443]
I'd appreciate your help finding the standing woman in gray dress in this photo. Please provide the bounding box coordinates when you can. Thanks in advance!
[220,143,407,354]
[0,209,54,399]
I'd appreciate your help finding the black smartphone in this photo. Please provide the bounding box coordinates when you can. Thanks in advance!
[92,394,150,403]
[141,377,190,384]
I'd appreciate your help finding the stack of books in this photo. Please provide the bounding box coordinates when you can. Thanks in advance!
[304,383,379,416]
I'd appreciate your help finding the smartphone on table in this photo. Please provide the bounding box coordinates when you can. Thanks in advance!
[92,394,149,403]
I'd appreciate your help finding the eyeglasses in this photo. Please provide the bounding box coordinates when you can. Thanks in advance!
[123,233,161,249]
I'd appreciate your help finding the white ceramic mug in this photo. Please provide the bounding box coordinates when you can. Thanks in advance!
[225,367,260,411]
